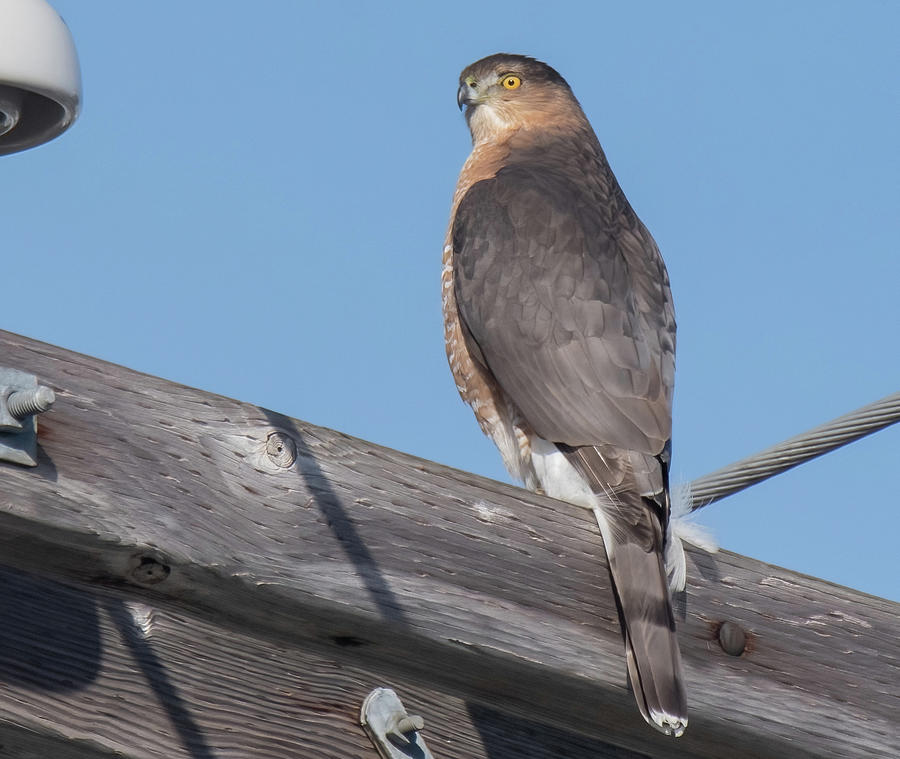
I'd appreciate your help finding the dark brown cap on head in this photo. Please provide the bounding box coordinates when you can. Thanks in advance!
[460,54,570,90]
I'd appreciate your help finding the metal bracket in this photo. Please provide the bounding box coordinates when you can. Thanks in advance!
[361,687,434,759]
[0,367,55,467]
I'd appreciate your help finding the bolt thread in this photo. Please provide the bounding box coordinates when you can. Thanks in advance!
[396,716,424,734]
[7,386,55,419]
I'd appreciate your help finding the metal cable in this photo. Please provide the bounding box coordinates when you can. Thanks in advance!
[688,392,900,511]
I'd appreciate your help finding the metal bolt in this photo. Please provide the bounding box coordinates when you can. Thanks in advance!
[386,713,425,747]
[361,687,434,759]
[7,385,55,419]
[395,716,424,733]
[718,620,748,656]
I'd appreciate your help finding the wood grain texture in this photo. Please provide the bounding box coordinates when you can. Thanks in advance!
[0,566,651,759]
[0,329,898,758]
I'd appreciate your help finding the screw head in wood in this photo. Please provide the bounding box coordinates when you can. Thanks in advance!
[266,431,296,468]
[718,620,747,656]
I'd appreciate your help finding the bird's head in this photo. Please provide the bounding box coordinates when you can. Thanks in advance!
[457,54,583,145]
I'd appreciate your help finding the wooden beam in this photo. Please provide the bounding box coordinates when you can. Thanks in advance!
[0,329,897,758]
[0,562,665,759]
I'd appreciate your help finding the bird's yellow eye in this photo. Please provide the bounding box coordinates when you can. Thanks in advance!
[501,75,521,90]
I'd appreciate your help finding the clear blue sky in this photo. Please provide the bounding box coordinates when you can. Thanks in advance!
[6,1,898,601]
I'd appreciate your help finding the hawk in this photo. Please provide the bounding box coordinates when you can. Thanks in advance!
[443,54,687,736]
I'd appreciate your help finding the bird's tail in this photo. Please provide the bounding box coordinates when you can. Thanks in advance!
[606,523,688,736]
[562,445,688,736]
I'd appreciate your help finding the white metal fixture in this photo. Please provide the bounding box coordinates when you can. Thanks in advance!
[0,0,81,155]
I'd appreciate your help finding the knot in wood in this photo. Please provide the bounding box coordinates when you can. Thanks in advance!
[266,431,297,467]
[718,620,747,656]
[129,555,171,586]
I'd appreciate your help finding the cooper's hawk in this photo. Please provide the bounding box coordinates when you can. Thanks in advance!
[443,54,687,736]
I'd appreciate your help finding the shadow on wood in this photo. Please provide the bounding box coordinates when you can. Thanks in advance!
[0,567,101,692]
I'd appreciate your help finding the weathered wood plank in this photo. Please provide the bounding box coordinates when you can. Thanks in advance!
[0,329,898,758]
[0,565,650,758]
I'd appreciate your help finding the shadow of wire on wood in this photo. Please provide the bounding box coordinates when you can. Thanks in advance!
[106,599,217,759]
[258,407,411,628]
[0,568,216,759]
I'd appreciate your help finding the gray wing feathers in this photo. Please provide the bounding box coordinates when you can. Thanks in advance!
[453,165,674,454]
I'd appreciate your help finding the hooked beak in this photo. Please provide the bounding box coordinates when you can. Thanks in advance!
[457,81,475,110]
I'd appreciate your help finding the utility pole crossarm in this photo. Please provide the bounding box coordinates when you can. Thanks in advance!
[0,329,898,759]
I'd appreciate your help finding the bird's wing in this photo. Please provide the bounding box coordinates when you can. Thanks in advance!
[452,163,675,455]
